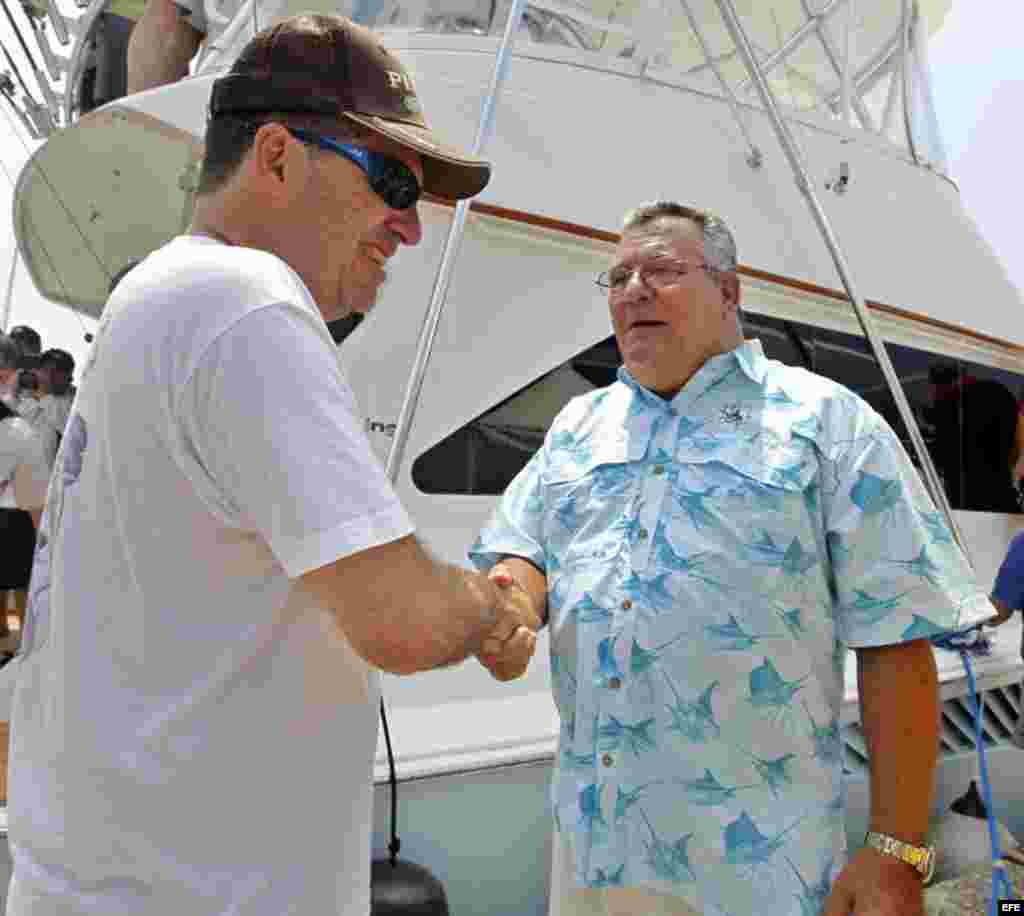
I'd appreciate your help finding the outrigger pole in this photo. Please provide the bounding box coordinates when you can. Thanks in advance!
[711,0,968,560]
[0,40,48,137]
[0,0,58,115]
[0,38,34,102]
[384,0,530,483]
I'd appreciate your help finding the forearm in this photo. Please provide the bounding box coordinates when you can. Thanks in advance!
[857,638,940,844]
[303,535,502,675]
[417,560,501,668]
[493,556,548,625]
[126,0,200,93]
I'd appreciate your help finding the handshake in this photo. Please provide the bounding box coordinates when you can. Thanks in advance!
[476,565,544,682]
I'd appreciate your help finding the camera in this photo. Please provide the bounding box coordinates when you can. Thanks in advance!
[15,355,40,393]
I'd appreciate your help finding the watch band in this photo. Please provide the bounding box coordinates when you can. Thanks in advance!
[864,831,936,883]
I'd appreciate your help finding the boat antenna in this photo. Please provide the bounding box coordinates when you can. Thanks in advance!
[0,0,56,113]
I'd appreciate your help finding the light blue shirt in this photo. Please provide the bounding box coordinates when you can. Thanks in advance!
[470,340,991,916]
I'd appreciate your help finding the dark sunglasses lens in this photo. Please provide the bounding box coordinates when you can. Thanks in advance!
[369,156,421,210]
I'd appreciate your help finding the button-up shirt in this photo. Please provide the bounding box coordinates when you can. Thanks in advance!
[470,340,991,916]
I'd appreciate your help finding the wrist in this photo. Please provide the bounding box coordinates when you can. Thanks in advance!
[493,564,546,629]
[863,831,935,883]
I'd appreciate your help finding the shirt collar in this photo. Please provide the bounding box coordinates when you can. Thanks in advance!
[616,339,768,406]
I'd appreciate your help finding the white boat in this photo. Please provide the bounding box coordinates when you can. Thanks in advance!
[2,0,1023,911]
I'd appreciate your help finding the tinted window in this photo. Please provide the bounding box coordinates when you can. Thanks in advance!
[412,311,1024,513]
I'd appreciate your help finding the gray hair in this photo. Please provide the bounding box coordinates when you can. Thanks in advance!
[0,333,20,371]
[622,201,737,274]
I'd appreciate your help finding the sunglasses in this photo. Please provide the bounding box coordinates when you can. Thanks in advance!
[287,127,421,211]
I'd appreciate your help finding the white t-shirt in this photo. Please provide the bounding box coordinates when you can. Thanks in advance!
[0,414,50,510]
[6,235,414,915]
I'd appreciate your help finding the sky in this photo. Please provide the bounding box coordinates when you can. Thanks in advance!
[0,0,1021,378]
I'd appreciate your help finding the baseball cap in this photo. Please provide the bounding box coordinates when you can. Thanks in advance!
[208,15,491,202]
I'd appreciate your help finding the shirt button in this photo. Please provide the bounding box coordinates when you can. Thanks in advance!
[608,677,622,690]
[601,753,614,767]
[653,465,665,476]
[638,528,649,541]
[622,599,632,610]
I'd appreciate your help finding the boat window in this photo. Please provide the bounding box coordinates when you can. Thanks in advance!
[354,0,949,173]
[412,312,1024,514]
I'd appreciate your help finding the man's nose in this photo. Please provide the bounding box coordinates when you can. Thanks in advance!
[391,205,423,247]
[620,270,651,301]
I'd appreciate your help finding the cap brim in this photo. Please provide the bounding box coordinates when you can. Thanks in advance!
[343,113,491,201]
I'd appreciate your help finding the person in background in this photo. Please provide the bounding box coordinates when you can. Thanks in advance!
[126,0,241,94]
[0,334,49,657]
[927,365,1020,513]
[7,326,41,360]
[16,349,77,466]
[472,200,993,916]
[3,325,43,421]
[125,0,389,95]
[988,534,1024,748]
[80,0,147,111]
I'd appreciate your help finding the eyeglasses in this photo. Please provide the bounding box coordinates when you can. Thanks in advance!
[596,260,713,294]
[286,127,421,211]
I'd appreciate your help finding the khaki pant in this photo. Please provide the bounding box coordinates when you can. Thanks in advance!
[548,837,701,916]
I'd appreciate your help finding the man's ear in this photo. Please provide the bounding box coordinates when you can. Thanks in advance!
[720,271,741,315]
[251,123,296,185]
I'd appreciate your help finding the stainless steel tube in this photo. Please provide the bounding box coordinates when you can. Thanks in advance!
[713,0,969,560]
[384,0,529,482]
[679,0,761,169]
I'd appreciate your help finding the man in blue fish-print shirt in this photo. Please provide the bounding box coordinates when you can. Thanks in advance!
[470,201,993,916]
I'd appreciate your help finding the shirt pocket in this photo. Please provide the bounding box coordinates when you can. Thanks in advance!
[669,426,821,560]
[541,438,634,572]
[676,420,819,495]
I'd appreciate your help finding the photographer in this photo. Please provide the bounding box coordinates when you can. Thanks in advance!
[21,349,76,465]
[0,334,50,654]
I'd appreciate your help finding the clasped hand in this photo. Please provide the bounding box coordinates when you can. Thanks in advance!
[476,566,543,682]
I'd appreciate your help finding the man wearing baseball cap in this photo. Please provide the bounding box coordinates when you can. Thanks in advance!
[6,15,541,915]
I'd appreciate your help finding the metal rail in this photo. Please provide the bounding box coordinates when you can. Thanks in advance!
[712,0,970,561]
[0,75,40,136]
[60,0,109,125]
[799,0,873,131]
[0,0,57,113]
[384,0,530,483]
[1,248,18,333]
[0,37,35,101]
[25,8,62,82]
[734,0,849,97]
[900,0,920,166]
[42,0,69,45]
[678,0,761,169]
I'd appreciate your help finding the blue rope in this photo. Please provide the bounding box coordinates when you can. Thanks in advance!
[932,627,1016,915]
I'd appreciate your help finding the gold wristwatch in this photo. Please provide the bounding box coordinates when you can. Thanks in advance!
[864,831,936,883]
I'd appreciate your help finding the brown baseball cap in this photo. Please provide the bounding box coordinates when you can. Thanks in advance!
[208,14,491,201]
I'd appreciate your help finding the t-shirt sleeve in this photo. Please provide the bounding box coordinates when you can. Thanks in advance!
[178,303,414,578]
[822,401,993,648]
[468,442,548,574]
[992,532,1024,610]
